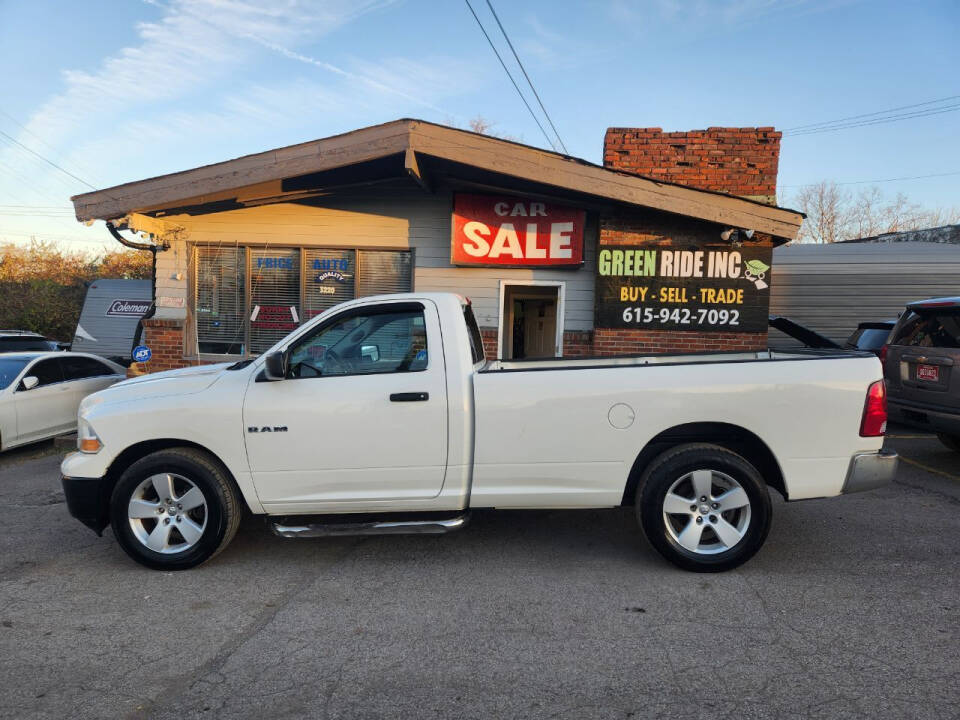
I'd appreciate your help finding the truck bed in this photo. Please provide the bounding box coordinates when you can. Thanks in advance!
[483,347,871,372]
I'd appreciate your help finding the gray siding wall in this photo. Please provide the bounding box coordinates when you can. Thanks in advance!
[162,180,596,334]
[410,187,596,332]
[770,242,960,344]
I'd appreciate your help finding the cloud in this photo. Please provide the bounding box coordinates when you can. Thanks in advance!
[0,0,457,249]
[608,0,861,28]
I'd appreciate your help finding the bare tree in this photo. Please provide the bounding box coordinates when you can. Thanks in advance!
[468,115,495,135]
[464,115,519,142]
[787,181,960,243]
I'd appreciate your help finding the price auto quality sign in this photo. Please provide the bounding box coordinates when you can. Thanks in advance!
[452,193,585,267]
[595,243,772,332]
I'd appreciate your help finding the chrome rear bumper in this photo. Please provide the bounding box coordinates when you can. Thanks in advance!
[842,449,898,494]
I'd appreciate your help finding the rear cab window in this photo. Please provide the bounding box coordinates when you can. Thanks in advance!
[463,304,486,365]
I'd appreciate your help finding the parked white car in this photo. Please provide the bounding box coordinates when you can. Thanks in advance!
[0,352,126,451]
[62,293,896,573]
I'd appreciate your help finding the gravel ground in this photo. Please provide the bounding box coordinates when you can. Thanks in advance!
[1,429,958,720]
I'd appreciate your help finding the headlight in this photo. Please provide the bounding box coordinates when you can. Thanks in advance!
[78,418,103,454]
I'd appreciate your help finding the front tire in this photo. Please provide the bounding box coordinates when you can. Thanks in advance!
[110,448,242,570]
[637,443,772,572]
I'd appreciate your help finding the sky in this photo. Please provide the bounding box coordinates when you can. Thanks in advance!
[0,0,958,253]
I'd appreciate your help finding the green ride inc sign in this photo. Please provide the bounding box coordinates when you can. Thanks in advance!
[595,244,772,332]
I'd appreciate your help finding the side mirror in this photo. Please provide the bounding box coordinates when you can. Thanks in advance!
[263,351,288,381]
[21,376,39,391]
[360,344,380,363]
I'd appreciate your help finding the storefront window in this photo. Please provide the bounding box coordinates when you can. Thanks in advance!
[357,250,413,297]
[304,249,355,320]
[195,247,246,355]
[250,248,301,353]
[193,246,412,356]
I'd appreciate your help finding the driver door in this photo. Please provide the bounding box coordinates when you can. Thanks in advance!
[243,300,448,510]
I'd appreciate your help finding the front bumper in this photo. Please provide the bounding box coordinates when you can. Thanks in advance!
[842,449,898,494]
[61,474,111,535]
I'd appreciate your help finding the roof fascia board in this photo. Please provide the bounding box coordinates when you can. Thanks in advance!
[408,121,802,239]
[71,117,802,240]
[72,121,413,221]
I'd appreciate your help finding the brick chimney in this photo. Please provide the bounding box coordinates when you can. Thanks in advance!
[603,127,782,205]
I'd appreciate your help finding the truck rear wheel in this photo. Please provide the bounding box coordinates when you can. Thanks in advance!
[109,448,242,570]
[636,443,772,572]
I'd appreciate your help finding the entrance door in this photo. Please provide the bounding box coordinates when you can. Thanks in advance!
[499,283,563,359]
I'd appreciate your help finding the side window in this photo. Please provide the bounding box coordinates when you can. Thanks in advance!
[287,305,428,378]
[0,338,49,351]
[60,356,114,380]
[24,359,64,387]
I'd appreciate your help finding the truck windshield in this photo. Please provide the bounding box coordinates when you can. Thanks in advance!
[0,357,30,390]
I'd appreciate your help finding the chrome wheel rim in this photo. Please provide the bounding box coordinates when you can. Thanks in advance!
[662,469,751,555]
[128,473,208,555]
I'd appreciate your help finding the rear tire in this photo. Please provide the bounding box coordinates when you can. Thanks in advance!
[937,433,960,452]
[636,443,772,572]
[110,448,242,570]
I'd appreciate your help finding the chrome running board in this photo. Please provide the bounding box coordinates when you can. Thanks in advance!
[269,513,469,538]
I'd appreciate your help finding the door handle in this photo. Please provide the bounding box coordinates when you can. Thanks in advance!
[390,392,429,402]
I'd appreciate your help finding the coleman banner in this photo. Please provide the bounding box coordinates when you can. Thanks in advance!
[452,193,585,267]
[595,243,772,332]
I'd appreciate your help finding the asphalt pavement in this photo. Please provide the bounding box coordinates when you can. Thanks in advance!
[1,429,958,720]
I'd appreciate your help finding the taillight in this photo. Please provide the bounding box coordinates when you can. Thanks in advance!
[878,344,888,367]
[860,380,887,437]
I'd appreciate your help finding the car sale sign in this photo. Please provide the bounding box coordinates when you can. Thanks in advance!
[451,193,585,267]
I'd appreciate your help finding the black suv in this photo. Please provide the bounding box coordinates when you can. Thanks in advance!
[0,331,63,353]
[884,298,960,451]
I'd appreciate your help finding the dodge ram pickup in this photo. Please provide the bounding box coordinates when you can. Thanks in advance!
[61,293,897,572]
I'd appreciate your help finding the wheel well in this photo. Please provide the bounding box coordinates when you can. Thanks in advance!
[621,422,786,505]
[98,440,240,518]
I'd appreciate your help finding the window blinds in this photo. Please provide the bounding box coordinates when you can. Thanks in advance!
[304,249,356,320]
[249,248,301,353]
[357,250,413,297]
[193,247,413,356]
[195,247,246,355]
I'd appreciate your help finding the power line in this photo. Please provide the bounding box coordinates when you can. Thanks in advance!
[483,0,567,154]
[787,104,960,136]
[0,108,106,187]
[781,170,960,188]
[783,94,960,132]
[463,0,557,151]
[0,128,98,191]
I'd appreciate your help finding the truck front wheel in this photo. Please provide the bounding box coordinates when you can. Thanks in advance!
[109,448,242,570]
[637,443,772,572]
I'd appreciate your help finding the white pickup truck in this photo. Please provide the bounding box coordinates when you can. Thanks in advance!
[62,292,896,572]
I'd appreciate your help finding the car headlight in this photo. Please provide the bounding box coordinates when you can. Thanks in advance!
[78,417,103,454]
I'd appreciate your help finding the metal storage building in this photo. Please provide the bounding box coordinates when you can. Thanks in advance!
[770,241,960,344]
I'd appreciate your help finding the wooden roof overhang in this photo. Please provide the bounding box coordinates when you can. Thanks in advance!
[71,119,804,242]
